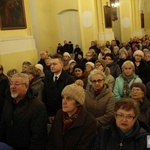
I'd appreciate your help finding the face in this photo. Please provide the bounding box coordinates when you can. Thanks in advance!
[115,109,137,133]
[123,65,134,76]
[90,74,104,91]
[74,68,83,77]
[50,58,63,74]
[40,52,47,59]
[45,59,51,66]
[104,56,113,65]
[134,55,142,62]
[85,64,93,72]
[86,53,92,60]
[131,87,144,101]
[70,62,76,69]
[113,48,119,54]
[77,54,82,60]
[22,65,29,72]
[63,55,69,61]
[145,53,150,62]
[10,77,28,101]
[95,63,104,72]
[62,95,78,117]
[120,52,127,59]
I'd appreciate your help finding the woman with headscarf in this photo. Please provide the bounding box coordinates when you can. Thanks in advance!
[113,60,142,101]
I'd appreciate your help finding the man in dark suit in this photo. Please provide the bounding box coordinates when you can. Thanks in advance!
[42,54,74,123]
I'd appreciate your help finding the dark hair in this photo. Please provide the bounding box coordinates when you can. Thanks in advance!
[51,54,64,63]
[104,53,114,60]
[22,61,31,66]
[115,98,140,117]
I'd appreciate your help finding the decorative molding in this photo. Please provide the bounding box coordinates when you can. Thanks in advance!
[82,10,93,28]
[0,36,36,55]
[98,31,114,41]
[133,29,145,37]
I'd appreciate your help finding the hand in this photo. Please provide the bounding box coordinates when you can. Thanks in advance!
[49,116,55,124]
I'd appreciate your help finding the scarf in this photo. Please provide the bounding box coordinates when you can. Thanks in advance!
[62,106,82,134]
[121,73,137,98]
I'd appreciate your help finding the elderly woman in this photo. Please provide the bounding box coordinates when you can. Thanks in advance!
[47,83,96,150]
[95,59,115,90]
[130,82,150,126]
[113,60,142,101]
[84,69,115,128]
[91,98,150,150]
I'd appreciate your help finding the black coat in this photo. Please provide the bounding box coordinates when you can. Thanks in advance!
[91,119,150,150]
[47,108,97,150]
[42,70,74,116]
[0,90,48,150]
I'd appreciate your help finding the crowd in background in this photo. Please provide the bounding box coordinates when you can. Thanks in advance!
[0,35,150,149]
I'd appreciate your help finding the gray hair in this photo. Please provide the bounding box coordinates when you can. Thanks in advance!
[88,69,106,84]
[121,60,135,72]
[12,73,29,85]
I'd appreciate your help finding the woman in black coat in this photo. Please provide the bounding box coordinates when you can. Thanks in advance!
[91,98,150,150]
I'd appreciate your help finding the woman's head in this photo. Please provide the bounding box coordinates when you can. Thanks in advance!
[61,83,85,116]
[95,59,106,72]
[115,98,140,133]
[73,64,84,78]
[119,48,128,59]
[133,50,144,62]
[122,60,135,76]
[130,82,146,102]
[88,69,106,91]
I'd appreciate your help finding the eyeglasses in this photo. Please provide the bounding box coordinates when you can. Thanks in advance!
[9,82,25,86]
[116,113,136,121]
[131,89,142,93]
[91,79,103,84]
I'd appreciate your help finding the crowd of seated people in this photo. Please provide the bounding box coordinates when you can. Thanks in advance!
[0,35,150,149]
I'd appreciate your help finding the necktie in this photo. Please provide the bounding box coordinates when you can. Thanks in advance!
[55,76,58,82]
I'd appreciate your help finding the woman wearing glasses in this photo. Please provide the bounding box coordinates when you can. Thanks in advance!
[84,69,115,128]
[91,98,150,150]
[130,82,150,126]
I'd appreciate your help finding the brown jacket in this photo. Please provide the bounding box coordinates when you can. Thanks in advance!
[84,84,115,128]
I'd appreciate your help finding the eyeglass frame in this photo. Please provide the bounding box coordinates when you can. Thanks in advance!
[115,113,136,121]
[91,79,104,84]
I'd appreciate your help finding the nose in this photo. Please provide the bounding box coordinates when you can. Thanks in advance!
[122,116,128,121]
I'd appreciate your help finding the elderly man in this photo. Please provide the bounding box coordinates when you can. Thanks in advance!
[0,73,48,150]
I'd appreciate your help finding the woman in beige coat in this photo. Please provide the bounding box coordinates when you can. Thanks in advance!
[84,69,115,128]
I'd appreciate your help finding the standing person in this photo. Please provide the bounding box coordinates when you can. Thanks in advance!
[113,60,142,101]
[91,98,150,150]
[0,65,9,119]
[42,54,74,124]
[47,83,96,150]
[38,51,48,71]
[0,73,48,150]
[84,69,115,128]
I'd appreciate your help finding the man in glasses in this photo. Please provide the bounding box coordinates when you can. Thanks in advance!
[91,98,150,150]
[0,73,48,150]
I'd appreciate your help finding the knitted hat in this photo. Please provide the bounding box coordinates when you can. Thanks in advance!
[35,64,43,72]
[119,48,128,57]
[63,52,71,58]
[86,62,95,69]
[69,59,76,65]
[133,50,144,58]
[131,82,146,94]
[95,59,106,71]
[73,64,85,72]
[62,83,85,105]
